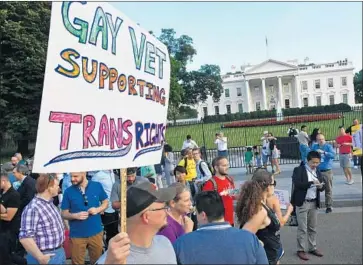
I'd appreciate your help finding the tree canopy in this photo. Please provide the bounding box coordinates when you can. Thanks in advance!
[0,2,51,151]
[353,70,362,103]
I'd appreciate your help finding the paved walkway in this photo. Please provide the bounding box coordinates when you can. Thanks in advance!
[280,207,362,264]
[230,162,362,207]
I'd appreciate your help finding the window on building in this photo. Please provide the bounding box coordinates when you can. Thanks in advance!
[226,104,231,114]
[256,102,261,111]
[329,95,335,105]
[342,94,348,104]
[238,103,243,113]
[269,85,274,94]
[203,107,208,116]
[283,83,290,93]
[285,99,290,109]
[254,86,260,92]
[303,97,309,107]
[213,98,219,103]
[341,77,347,87]
[328,78,334,88]
[225,89,230,97]
[301,81,308,91]
[314,79,320,89]
[236,87,242,96]
[316,96,322,106]
[214,106,219,115]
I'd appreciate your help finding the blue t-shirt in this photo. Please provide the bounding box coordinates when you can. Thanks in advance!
[61,181,107,238]
[173,222,268,264]
[311,143,335,170]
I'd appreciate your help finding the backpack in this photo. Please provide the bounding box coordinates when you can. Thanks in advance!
[199,161,214,176]
[203,176,234,191]
[289,128,297,137]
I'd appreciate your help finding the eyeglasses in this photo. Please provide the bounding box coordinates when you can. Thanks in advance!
[270,180,277,187]
[148,206,170,212]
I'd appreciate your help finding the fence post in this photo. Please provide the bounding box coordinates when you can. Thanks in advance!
[342,111,345,127]
[201,119,208,161]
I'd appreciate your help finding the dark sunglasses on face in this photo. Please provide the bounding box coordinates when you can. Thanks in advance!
[270,180,277,187]
[148,206,170,212]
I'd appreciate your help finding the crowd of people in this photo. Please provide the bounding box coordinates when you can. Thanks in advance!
[0,120,361,265]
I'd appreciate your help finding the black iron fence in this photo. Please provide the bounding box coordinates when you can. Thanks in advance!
[165,106,362,149]
[172,140,340,168]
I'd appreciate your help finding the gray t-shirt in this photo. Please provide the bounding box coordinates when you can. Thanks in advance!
[110,176,149,203]
[297,131,310,146]
[96,235,177,264]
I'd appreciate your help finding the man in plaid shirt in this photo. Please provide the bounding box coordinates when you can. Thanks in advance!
[19,174,65,264]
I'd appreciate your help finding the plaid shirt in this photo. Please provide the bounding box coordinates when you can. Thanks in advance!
[19,195,64,251]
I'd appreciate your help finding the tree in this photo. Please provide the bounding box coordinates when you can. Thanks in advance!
[158,29,222,121]
[0,2,51,154]
[353,70,362,103]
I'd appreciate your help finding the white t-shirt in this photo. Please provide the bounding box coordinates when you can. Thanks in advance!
[215,137,228,151]
[305,166,318,200]
[182,140,198,150]
[96,235,177,264]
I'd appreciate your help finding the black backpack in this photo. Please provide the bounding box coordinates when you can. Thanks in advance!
[199,161,214,176]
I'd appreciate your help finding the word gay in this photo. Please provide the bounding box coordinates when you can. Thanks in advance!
[61,1,167,79]
[55,48,166,106]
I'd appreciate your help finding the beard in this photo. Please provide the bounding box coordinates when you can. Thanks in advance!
[72,176,84,186]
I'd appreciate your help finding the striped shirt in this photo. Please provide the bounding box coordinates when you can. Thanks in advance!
[19,195,64,251]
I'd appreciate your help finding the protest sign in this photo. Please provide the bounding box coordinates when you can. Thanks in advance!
[32,1,170,173]
[274,189,290,210]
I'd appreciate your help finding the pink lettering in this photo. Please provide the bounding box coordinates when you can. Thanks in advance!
[49,112,82,151]
[122,120,133,145]
[98,115,110,146]
[83,115,97,149]
[110,118,123,150]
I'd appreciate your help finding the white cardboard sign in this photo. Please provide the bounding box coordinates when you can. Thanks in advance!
[274,189,290,210]
[32,1,170,173]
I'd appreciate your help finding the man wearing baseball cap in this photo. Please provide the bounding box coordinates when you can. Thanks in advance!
[110,167,149,211]
[96,182,178,264]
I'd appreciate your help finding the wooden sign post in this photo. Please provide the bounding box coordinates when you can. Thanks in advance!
[120,168,127,232]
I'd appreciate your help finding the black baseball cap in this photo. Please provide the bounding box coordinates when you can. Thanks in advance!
[127,167,137,175]
[127,182,176,218]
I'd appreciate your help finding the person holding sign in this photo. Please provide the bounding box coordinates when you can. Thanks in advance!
[291,151,325,261]
[96,182,177,264]
[61,172,108,265]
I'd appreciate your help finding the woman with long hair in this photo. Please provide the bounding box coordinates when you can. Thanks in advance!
[310,128,320,146]
[236,169,292,265]
[157,182,194,243]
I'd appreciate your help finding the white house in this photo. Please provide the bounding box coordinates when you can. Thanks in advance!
[197,58,355,119]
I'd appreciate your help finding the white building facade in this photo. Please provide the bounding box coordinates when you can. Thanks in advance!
[197,59,355,119]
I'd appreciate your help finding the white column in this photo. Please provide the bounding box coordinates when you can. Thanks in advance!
[294,74,301,108]
[261,78,267,110]
[277,76,283,109]
[245,79,251,112]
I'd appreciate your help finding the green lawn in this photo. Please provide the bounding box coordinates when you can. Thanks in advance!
[165,110,361,151]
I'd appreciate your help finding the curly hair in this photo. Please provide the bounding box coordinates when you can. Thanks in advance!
[236,169,273,227]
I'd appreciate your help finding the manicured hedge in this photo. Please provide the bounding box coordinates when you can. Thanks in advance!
[222,113,341,128]
[203,103,351,124]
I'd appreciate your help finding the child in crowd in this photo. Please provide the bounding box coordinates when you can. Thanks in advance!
[253,146,263,169]
[244,147,254,174]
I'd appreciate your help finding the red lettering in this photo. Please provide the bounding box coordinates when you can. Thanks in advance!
[83,115,97,149]
[98,114,110,146]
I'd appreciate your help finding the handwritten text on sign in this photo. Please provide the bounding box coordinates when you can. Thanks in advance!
[32,1,170,173]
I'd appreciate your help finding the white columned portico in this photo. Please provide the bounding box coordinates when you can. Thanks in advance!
[245,79,251,112]
[277,76,283,109]
[294,74,301,108]
[261,78,267,110]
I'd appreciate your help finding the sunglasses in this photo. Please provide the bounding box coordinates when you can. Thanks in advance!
[148,206,170,212]
[270,180,277,187]
[78,187,88,206]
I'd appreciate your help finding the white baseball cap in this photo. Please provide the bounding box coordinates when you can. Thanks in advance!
[263,131,268,134]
